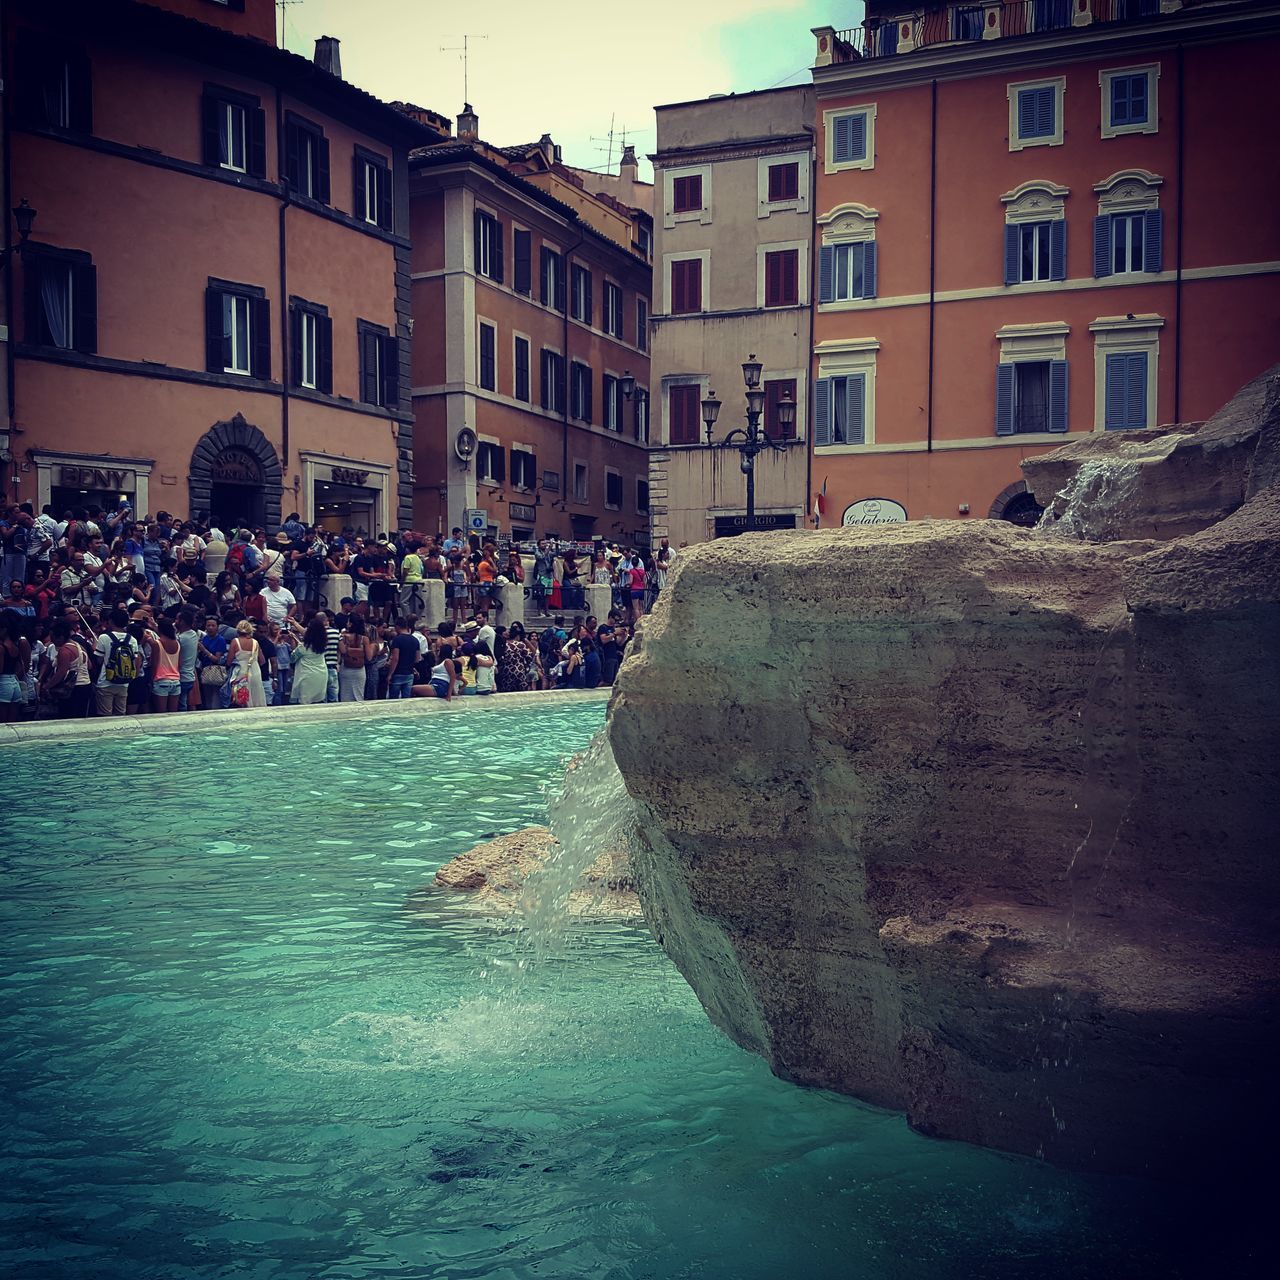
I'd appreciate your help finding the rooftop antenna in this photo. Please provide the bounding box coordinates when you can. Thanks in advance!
[589,120,637,174]
[440,34,488,107]
[276,0,304,46]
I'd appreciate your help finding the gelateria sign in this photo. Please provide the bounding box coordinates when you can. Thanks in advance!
[842,498,907,526]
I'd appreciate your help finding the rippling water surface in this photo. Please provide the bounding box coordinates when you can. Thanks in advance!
[0,702,1229,1278]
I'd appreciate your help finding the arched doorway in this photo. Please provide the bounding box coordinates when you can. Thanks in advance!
[188,415,282,533]
[989,480,1044,529]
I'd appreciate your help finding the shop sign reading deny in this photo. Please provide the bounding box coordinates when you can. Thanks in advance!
[60,466,131,490]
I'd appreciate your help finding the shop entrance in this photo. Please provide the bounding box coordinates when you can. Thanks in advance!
[189,416,282,534]
[51,484,135,518]
[313,480,378,538]
[208,448,266,533]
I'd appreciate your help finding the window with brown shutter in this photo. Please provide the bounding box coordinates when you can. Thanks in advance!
[672,174,702,213]
[767,162,800,202]
[669,384,702,445]
[764,250,798,307]
[670,259,702,314]
[764,378,797,440]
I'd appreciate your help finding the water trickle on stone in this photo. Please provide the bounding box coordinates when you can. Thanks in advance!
[1034,458,1144,541]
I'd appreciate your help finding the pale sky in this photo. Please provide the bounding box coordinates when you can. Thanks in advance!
[279,0,860,179]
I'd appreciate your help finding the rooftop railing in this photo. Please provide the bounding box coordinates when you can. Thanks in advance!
[826,0,1166,63]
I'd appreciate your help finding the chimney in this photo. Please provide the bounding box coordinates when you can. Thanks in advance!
[458,103,479,142]
[314,36,342,78]
[619,144,637,177]
[538,132,556,166]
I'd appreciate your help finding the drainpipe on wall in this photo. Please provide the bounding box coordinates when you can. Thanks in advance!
[926,77,938,456]
[276,89,291,479]
[2,5,17,498]
[1174,44,1185,425]
[562,224,585,535]
[804,121,816,527]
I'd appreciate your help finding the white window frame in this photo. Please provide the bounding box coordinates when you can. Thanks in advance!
[604,466,623,511]
[603,280,624,339]
[757,151,811,218]
[814,338,879,451]
[225,293,252,376]
[663,375,709,448]
[362,157,384,225]
[1100,63,1160,140]
[221,100,246,173]
[1008,76,1066,152]
[297,128,318,198]
[541,245,565,309]
[603,371,620,432]
[510,444,536,491]
[756,240,808,310]
[570,262,591,323]
[664,164,712,229]
[995,322,1070,438]
[570,360,592,422]
[1090,314,1163,432]
[634,386,650,444]
[573,459,590,504]
[475,206,499,280]
[477,435,502,485]
[823,104,876,174]
[663,249,710,316]
[1094,170,1162,276]
[299,309,318,389]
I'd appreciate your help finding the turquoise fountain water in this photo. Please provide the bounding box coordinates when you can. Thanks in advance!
[1,702,1204,1278]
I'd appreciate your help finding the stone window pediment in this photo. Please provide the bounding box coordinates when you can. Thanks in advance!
[1001,181,1068,225]
[818,203,879,244]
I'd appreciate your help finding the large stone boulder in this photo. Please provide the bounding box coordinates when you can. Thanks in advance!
[1025,361,1280,540]
[608,382,1280,1174]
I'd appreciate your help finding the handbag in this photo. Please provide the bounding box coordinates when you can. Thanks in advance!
[199,663,227,688]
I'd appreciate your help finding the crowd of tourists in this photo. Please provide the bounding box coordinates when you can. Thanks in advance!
[0,499,672,722]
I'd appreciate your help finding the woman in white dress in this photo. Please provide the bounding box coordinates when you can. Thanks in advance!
[227,618,267,708]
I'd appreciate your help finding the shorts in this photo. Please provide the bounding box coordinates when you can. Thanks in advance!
[0,673,23,703]
[431,679,450,698]
[630,589,645,600]
[152,679,181,697]
[448,585,470,602]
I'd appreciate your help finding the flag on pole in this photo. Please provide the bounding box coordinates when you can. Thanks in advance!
[813,477,827,525]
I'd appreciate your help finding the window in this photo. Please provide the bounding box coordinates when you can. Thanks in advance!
[514,336,531,402]
[1104,352,1148,430]
[764,250,799,307]
[1093,173,1163,277]
[815,375,866,446]
[825,106,875,171]
[636,479,650,513]
[290,299,332,393]
[637,224,652,259]
[541,247,566,311]
[478,321,497,391]
[571,362,593,422]
[511,448,537,490]
[767,163,800,203]
[606,471,623,510]
[358,320,398,407]
[1101,65,1159,138]
[873,20,898,56]
[206,280,268,378]
[1004,220,1066,285]
[284,114,330,203]
[571,264,593,323]
[352,150,391,229]
[603,282,624,338]
[952,5,984,40]
[573,463,589,503]
[672,174,702,213]
[1033,0,1072,31]
[603,375,624,432]
[202,87,266,178]
[670,258,703,314]
[26,250,96,353]
[17,36,91,132]
[513,229,532,295]
[764,379,797,441]
[634,388,649,443]
[668,383,702,446]
[541,349,566,413]
[818,241,877,302]
[477,441,505,485]
[636,298,648,352]
[1009,79,1065,151]
[995,360,1069,435]
[474,210,503,282]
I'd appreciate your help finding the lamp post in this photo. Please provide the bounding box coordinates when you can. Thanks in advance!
[1,199,37,266]
[701,354,794,533]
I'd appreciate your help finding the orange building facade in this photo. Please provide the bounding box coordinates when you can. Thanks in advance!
[406,114,653,546]
[3,0,433,536]
[810,0,1280,527]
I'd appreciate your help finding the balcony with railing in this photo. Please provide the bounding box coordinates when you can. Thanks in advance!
[816,0,1179,66]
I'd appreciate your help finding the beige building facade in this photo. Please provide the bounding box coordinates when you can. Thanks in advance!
[649,85,815,546]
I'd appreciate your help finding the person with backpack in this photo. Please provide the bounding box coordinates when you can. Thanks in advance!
[92,607,142,717]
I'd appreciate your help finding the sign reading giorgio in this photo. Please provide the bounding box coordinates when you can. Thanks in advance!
[842,498,907,526]
[713,513,796,537]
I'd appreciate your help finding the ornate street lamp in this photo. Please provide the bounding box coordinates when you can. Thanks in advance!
[620,370,636,400]
[702,355,794,532]
[1,199,37,266]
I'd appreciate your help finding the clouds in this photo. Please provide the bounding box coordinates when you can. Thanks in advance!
[280,0,838,177]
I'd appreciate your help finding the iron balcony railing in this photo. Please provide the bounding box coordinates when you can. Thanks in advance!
[831,0,1164,62]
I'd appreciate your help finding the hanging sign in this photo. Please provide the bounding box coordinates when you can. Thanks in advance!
[842,498,907,525]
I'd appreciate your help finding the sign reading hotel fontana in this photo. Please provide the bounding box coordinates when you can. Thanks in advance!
[842,499,907,526]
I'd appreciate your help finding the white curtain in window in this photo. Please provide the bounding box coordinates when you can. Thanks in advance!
[1017,364,1050,432]
[41,264,72,349]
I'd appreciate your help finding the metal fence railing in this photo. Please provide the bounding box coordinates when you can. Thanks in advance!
[831,0,1163,63]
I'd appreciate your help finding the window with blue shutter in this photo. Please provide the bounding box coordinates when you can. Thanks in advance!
[1007,221,1061,284]
[832,112,868,164]
[814,379,832,446]
[1049,220,1066,281]
[1110,74,1148,126]
[1017,86,1056,140]
[1142,208,1163,273]
[1094,209,1162,276]
[995,364,1016,435]
[818,245,835,303]
[1093,215,1113,279]
[844,373,866,445]
[828,243,876,299]
[1104,351,1149,430]
[1048,359,1069,432]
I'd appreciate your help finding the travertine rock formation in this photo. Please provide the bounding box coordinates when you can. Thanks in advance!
[431,825,640,919]
[608,371,1280,1176]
